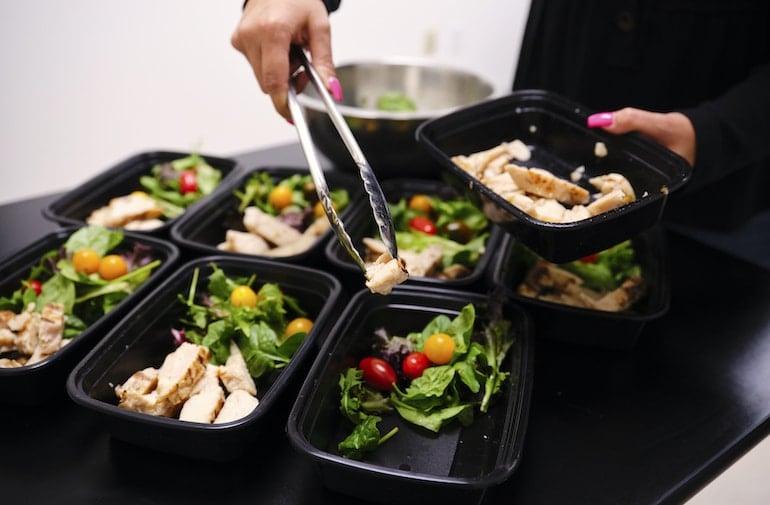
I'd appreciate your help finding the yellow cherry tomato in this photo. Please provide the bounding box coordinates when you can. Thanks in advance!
[285,317,314,337]
[230,285,257,308]
[98,254,128,280]
[72,248,101,274]
[423,332,456,365]
[268,185,294,210]
[313,200,338,218]
[408,194,433,215]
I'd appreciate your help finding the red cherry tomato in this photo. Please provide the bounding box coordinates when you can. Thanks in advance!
[408,216,437,235]
[402,351,430,379]
[578,253,598,263]
[26,279,43,295]
[359,357,397,391]
[179,169,198,194]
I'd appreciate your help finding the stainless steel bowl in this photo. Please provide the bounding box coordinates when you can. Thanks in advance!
[296,59,495,179]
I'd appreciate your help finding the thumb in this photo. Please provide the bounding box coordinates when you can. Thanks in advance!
[305,16,341,101]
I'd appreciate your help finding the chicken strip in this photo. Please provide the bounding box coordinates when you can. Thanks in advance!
[219,341,257,396]
[364,252,409,295]
[506,164,590,206]
[242,206,303,246]
[214,389,259,424]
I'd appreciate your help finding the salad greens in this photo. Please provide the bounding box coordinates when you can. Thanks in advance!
[387,195,490,269]
[234,172,350,216]
[337,303,516,459]
[517,239,641,292]
[0,226,161,338]
[139,153,222,218]
[375,91,417,112]
[176,264,308,379]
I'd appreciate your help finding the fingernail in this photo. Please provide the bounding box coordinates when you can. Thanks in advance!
[328,76,343,102]
[286,117,294,126]
[587,112,614,128]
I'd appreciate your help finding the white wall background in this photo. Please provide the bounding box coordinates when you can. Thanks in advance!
[0,1,529,205]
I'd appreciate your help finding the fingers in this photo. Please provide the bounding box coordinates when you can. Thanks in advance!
[587,108,696,166]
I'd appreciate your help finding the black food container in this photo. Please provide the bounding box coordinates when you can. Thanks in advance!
[487,227,670,350]
[416,90,692,263]
[43,151,239,237]
[170,166,362,266]
[287,286,534,505]
[66,256,342,461]
[324,178,503,291]
[0,227,179,404]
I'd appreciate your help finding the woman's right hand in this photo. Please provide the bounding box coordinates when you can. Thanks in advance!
[231,0,340,120]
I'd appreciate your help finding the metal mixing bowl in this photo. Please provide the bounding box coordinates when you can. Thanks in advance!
[296,59,495,179]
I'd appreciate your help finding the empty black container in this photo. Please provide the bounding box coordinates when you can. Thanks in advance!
[416,90,692,263]
[287,286,534,505]
[0,227,179,404]
[170,166,363,267]
[487,226,670,350]
[43,150,240,237]
[66,256,342,461]
[324,178,503,292]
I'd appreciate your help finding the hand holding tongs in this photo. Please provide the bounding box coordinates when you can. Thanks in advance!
[286,46,399,274]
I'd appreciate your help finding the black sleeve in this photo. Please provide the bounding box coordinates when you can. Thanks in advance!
[680,63,770,191]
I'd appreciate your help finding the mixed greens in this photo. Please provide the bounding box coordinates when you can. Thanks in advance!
[0,226,161,338]
[234,171,350,228]
[380,193,490,272]
[139,152,223,219]
[173,263,311,379]
[337,302,516,460]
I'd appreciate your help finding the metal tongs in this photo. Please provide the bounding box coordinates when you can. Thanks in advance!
[286,46,398,274]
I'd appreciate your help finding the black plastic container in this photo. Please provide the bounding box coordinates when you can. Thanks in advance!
[287,286,534,505]
[487,227,670,350]
[416,90,692,263]
[43,151,240,237]
[324,178,503,291]
[67,256,343,461]
[170,166,362,267]
[0,227,180,404]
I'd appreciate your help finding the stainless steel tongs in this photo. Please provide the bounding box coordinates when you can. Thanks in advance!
[286,46,399,274]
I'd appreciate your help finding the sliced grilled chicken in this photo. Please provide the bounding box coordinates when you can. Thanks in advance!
[214,389,259,424]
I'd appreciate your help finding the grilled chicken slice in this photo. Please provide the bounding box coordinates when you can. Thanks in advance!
[506,164,590,206]
[219,341,257,396]
[214,389,259,424]
[87,193,164,228]
[27,302,65,364]
[218,229,270,255]
[364,252,409,295]
[243,206,303,246]
[363,238,444,278]
[116,367,160,401]
[179,365,226,424]
[155,342,210,406]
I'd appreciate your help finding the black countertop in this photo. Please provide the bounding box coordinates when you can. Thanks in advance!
[2,143,769,505]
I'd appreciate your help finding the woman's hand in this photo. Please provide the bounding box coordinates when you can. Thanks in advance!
[588,108,696,166]
[231,0,340,120]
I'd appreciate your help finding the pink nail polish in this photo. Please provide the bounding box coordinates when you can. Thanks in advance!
[587,112,614,128]
[328,77,343,102]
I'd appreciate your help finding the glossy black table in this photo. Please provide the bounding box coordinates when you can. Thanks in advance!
[2,143,769,505]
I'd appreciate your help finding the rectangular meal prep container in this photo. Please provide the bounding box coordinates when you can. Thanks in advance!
[66,255,343,461]
[324,178,504,292]
[42,150,240,237]
[0,227,180,404]
[286,286,534,505]
[170,166,363,267]
[487,226,670,350]
[416,89,692,263]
